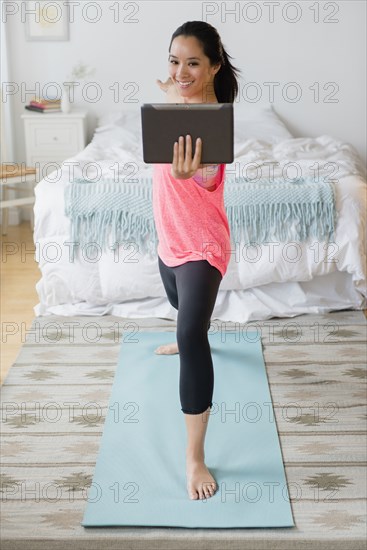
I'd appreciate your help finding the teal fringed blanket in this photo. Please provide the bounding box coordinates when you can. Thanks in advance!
[64,176,337,256]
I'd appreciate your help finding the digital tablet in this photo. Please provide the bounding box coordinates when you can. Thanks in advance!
[141,103,233,164]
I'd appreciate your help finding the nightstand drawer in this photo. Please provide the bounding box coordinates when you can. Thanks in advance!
[26,121,82,153]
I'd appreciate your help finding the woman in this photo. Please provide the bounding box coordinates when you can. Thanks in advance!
[152,21,241,501]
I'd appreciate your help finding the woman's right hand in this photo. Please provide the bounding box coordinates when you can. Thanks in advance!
[171,135,202,180]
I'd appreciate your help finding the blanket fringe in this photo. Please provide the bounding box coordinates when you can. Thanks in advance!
[64,176,337,256]
[227,200,336,244]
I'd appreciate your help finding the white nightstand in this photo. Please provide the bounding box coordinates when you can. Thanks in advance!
[21,110,88,178]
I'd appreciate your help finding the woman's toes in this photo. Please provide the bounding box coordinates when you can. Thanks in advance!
[186,464,217,500]
[154,343,178,355]
[206,487,213,498]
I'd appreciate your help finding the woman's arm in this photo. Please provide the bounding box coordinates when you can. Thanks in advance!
[192,164,220,191]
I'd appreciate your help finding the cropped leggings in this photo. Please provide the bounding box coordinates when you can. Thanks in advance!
[158,255,222,415]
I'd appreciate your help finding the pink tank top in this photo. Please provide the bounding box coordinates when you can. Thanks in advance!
[152,163,231,278]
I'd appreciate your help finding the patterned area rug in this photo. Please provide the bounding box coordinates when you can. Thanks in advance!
[1,310,366,550]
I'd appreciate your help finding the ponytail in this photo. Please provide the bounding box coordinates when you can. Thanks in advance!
[214,45,241,103]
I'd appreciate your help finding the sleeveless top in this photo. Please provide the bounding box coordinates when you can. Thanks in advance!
[152,163,231,278]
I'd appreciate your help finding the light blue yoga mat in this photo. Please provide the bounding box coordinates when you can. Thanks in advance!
[82,331,295,528]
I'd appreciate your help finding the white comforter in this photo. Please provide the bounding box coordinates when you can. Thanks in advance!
[33,113,367,321]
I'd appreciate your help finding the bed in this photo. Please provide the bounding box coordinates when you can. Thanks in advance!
[33,102,367,322]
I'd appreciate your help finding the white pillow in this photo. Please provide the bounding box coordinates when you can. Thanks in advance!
[97,109,139,129]
[234,102,293,144]
[97,102,293,145]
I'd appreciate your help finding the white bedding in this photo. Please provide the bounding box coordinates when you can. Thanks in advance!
[33,104,367,322]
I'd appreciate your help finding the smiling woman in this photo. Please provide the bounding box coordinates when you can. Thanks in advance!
[156,25,240,186]
[152,21,242,503]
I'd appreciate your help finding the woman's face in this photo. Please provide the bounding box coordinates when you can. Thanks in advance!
[168,35,221,101]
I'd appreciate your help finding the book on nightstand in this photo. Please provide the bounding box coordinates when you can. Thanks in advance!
[24,96,62,113]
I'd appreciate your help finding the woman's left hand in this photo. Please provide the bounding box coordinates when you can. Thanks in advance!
[171,134,202,179]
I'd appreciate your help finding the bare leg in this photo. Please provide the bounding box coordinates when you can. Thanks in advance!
[185,405,217,500]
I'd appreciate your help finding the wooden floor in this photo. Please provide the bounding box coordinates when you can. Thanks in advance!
[1,221,366,385]
[1,222,40,385]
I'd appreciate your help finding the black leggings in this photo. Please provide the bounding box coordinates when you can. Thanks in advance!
[158,255,222,415]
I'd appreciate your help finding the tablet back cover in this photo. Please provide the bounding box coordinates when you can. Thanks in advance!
[141,103,233,164]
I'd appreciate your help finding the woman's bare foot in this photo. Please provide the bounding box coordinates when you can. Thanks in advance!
[154,342,179,354]
[186,457,217,500]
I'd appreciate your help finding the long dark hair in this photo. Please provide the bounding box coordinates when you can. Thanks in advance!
[169,21,241,103]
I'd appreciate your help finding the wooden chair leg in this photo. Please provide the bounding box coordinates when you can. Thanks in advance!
[30,206,35,230]
[2,185,9,236]
[29,179,35,231]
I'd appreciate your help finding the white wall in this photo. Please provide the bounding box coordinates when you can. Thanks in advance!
[4,0,367,168]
